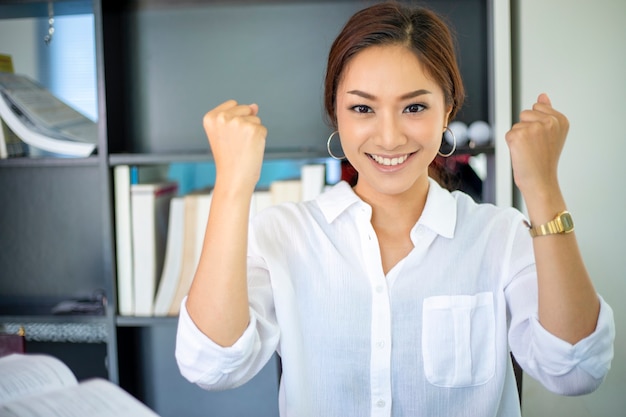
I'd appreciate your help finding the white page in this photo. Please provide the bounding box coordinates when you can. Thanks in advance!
[0,354,77,405]
[0,378,160,417]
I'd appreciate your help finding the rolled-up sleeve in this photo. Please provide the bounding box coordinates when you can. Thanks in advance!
[505,218,615,395]
[506,223,616,396]
[175,249,280,390]
[521,296,615,395]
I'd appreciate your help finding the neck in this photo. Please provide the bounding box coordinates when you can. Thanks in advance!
[355,177,430,234]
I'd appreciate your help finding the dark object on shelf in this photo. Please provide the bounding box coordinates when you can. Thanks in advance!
[51,290,107,316]
[0,332,25,357]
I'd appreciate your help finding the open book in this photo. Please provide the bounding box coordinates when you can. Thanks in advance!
[0,353,160,417]
[0,73,97,157]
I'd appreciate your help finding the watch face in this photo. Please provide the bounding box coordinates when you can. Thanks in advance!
[561,212,574,232]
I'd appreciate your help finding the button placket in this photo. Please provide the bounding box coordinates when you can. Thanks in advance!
[368,234,392,416]
[355,204,392,416]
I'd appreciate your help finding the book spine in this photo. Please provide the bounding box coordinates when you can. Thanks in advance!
[114,165,134,316]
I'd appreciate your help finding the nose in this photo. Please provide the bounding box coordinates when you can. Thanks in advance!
[373,112,407,150]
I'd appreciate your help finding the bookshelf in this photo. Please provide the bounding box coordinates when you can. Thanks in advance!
[0,0,512,416]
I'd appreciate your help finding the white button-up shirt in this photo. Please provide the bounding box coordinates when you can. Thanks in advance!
[176,179,615,417]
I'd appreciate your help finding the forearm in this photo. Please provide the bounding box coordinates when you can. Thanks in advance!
[523,186,600,344]
[186,183,252,347]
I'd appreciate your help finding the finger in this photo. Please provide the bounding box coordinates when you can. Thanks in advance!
[537,93,551,106]
[519,108,555,123]
[531,94,561,117]
[224,103,259,118]
[213,99,238,111]
[240,115,262,125]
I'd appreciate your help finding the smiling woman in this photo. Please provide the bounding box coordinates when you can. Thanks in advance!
[175,2,615,417]
[334,44,449,208]
[323,5,465,195]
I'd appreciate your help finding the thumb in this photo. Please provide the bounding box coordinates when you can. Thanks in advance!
[249,103,259,116]
[537,93,552,106]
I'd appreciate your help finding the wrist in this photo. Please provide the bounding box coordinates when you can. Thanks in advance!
[213,176,257,198]
[520,184,566,225]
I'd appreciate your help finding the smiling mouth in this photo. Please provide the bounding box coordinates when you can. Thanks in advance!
[368,152,414,167]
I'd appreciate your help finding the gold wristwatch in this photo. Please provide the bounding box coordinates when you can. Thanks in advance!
[525,210,575,237]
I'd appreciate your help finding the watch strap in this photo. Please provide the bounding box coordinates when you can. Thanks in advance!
[525,210,574,237]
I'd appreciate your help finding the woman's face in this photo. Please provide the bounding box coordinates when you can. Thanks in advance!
[336,44,451,200]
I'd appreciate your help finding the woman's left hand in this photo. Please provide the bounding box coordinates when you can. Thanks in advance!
[505,93,569,198]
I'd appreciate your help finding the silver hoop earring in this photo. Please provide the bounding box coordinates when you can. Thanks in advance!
[438,127,456,157]
[326,130,346,160]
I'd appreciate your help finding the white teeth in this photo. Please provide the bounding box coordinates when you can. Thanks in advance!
[371,154,409,166]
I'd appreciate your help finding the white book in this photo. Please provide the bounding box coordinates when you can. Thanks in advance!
[0,73,97,157]
[300,164,326,201]
[114,165,134,316]
[167,190,212,316]
[194,192,213,263]
[0,353,159,417]
[270,179,302,205]
[153,197,185,316]
[251,189,273,217]
[131,181,178,316]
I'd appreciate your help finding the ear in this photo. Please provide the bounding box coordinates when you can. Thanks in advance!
[443,105,453,129]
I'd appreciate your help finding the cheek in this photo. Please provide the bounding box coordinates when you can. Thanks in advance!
[335,111,370,144]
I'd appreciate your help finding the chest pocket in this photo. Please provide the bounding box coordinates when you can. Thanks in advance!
[422,292,496,387]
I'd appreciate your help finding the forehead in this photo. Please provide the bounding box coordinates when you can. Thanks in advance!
[339,44,439,94]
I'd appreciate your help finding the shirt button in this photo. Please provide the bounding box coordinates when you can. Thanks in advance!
[376,341,385,349]
[375,285,384,293]
[376,399,386,408]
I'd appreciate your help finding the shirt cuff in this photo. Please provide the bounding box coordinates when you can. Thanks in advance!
[529,295,615,379]
[175,296,259,384]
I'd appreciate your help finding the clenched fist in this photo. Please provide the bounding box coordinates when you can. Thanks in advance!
[505,93,569,198]
[203,100,267,195]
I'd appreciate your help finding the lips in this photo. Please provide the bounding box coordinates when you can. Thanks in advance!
[368,153,412,166]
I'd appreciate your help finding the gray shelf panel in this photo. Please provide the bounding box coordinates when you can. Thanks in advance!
[108,148,331,166]
[0,155,100,168]
[116,315,179,327]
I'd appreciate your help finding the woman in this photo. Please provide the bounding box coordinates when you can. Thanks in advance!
[176,3,614,416]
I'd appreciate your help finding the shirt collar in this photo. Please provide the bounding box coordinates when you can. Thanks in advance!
[317,181,362,223]
[418,178,457,239]
[316,178,457,239]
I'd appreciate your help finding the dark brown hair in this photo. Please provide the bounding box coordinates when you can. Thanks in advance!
[324,1,465,126]
[323,1,465,189]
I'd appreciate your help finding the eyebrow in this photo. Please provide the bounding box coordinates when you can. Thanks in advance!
[346,89,432,100]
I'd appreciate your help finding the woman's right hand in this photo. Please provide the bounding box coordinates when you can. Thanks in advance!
[202,100,267,194]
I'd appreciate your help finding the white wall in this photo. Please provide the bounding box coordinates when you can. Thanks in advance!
[515,1,626,415]
[0,18,37,77]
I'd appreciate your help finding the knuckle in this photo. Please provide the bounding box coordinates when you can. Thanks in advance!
[202,113,215,130]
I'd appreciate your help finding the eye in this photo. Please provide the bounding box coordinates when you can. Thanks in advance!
[350,105,373,114]
[404,103,426,113]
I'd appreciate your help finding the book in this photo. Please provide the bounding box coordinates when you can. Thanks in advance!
[250,189,273,217]
[0,73,97,157]
[270,179,302,205]
[0,54,14,74]
[114,165,134,316]
[114,165,172,316]
[167,190,212,316]
[0,117,27,159]
[0,353,160,417]
[153,197,185,316]
[131,181,178,316]
[300,163,326,201]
